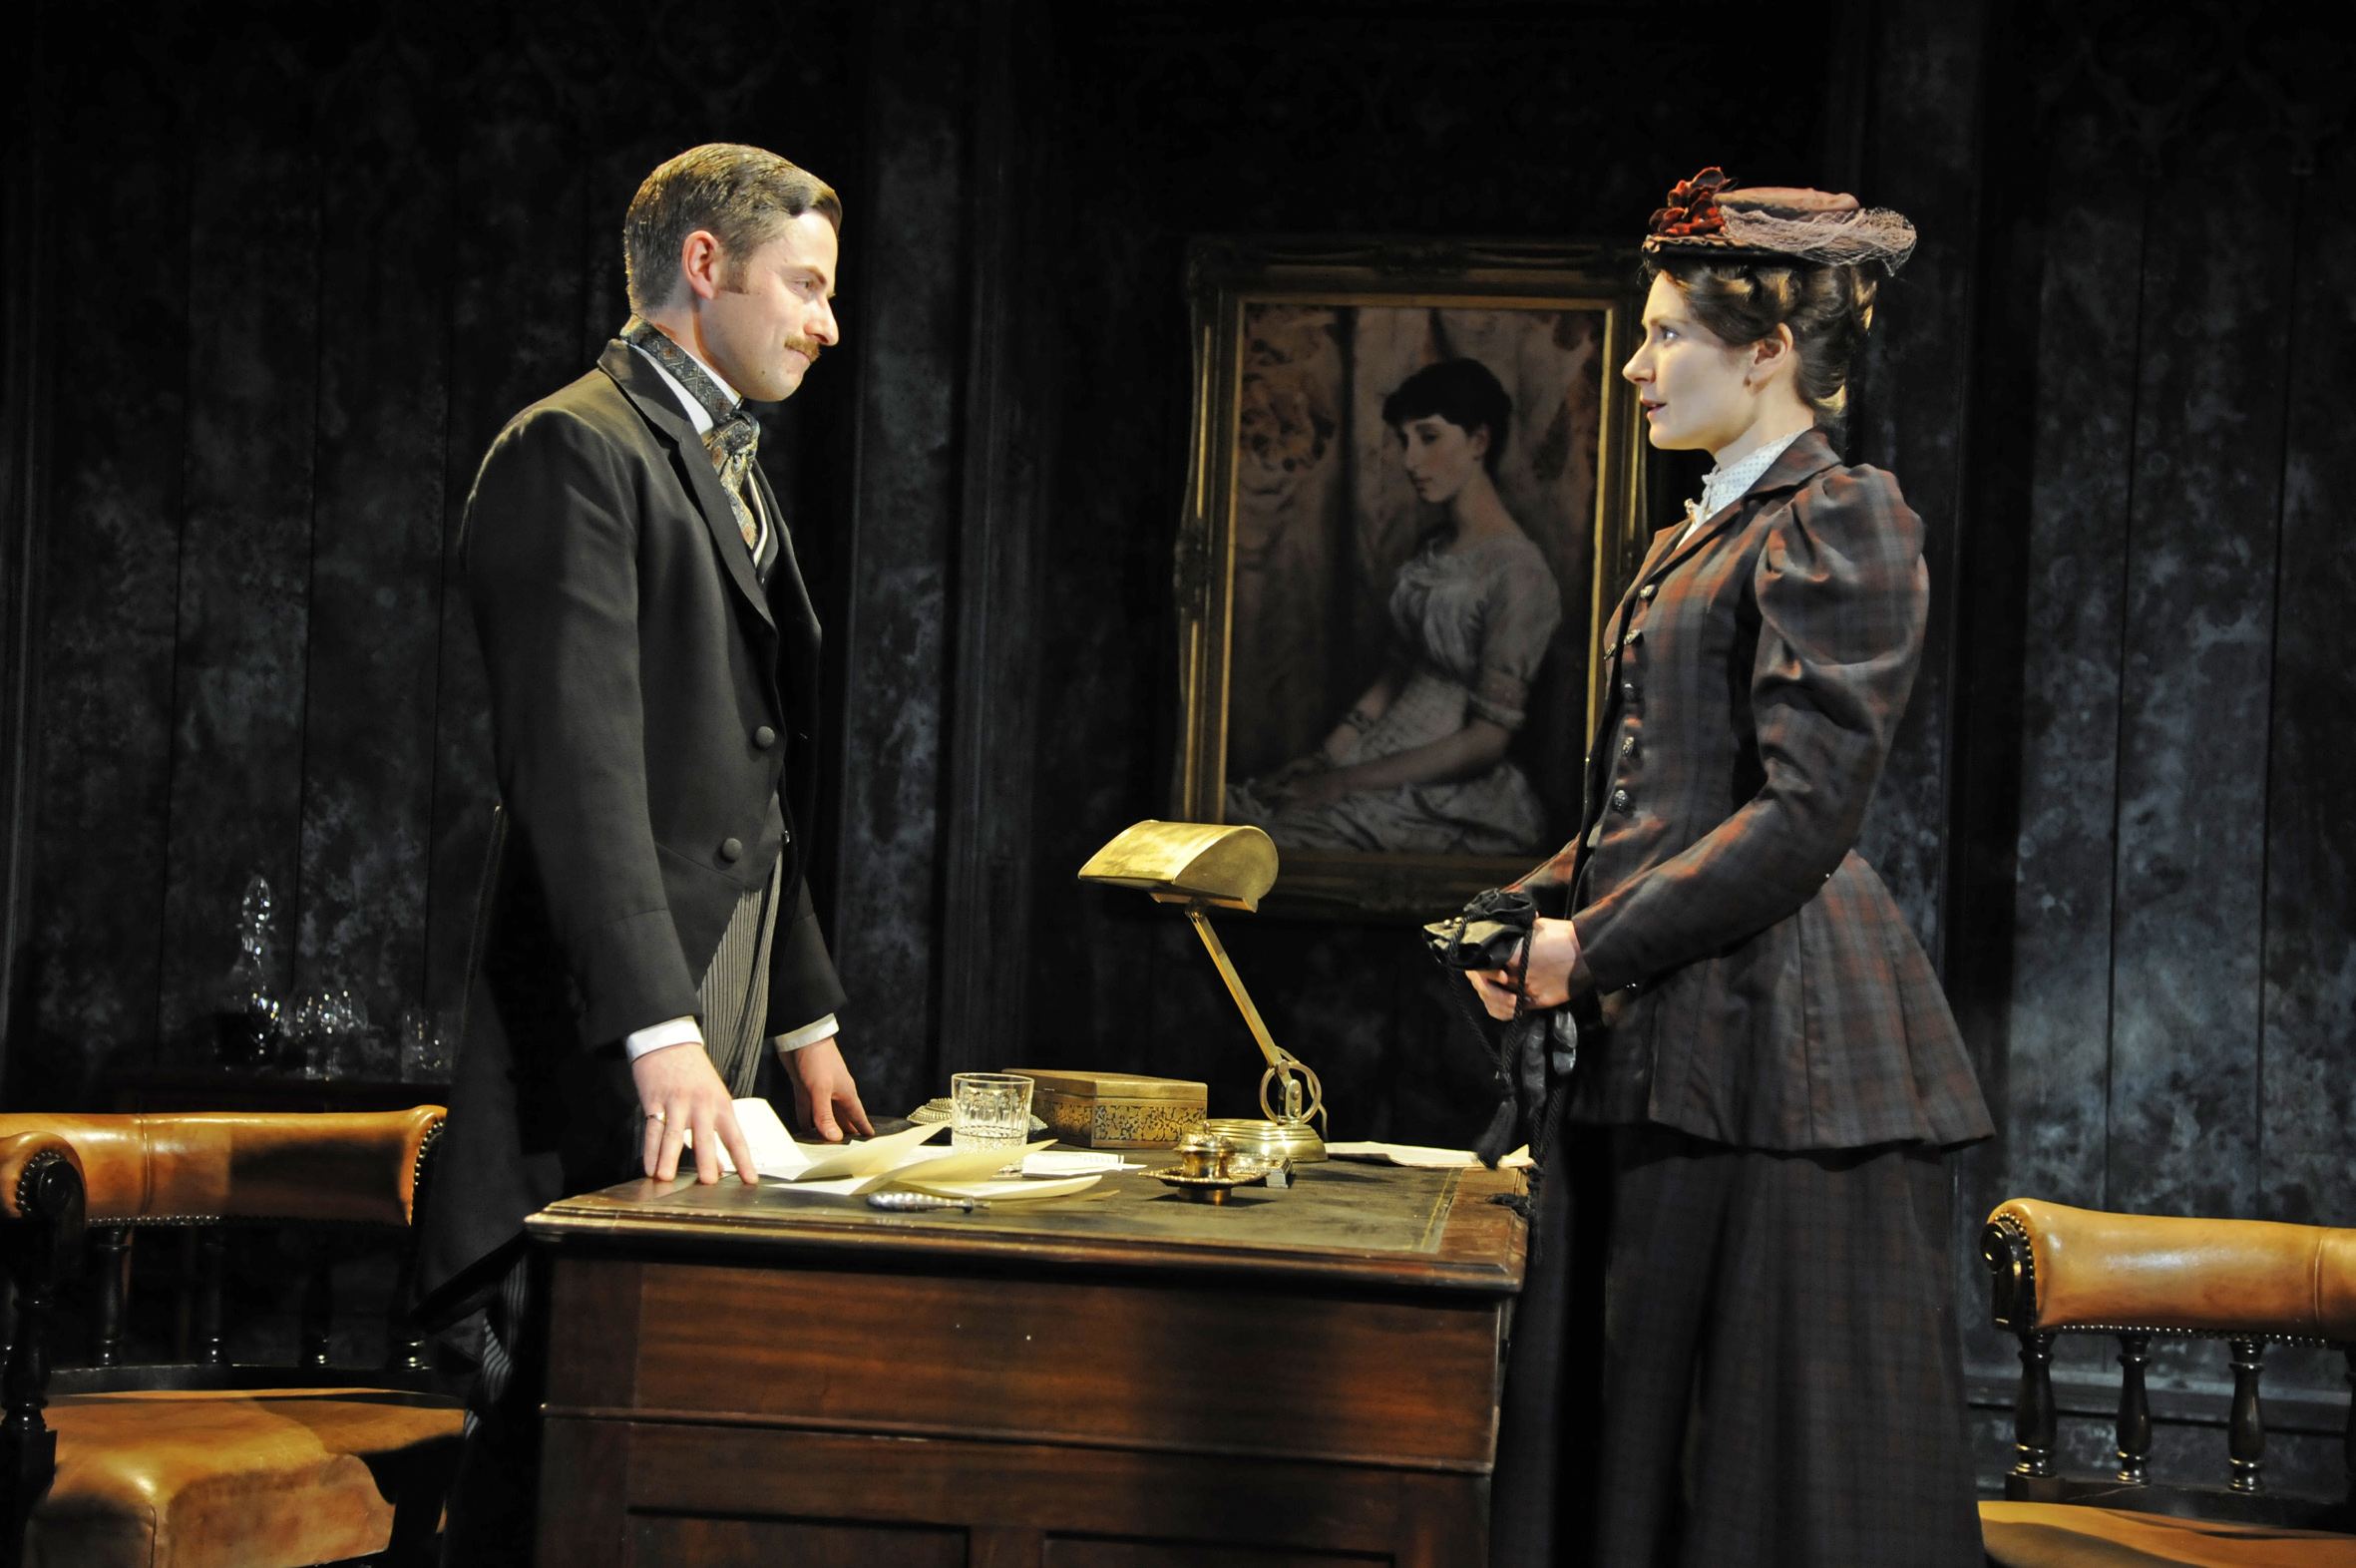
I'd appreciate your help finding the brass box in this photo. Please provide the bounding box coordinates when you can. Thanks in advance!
[1004,1068,1208,1150]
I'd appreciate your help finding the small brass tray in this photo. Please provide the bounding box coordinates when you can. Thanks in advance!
[1145,1164,1271,1205]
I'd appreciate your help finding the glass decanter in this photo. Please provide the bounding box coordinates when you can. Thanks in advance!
[213,874,279,1068]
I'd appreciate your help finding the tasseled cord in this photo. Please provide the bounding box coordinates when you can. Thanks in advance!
[1435,932,1556,1232]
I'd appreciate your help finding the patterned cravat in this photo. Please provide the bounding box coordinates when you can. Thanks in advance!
[621,316,762,556]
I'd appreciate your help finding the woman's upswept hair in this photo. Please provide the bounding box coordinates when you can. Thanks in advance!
[1645,256,1878,444]
[1381,358,1513,476]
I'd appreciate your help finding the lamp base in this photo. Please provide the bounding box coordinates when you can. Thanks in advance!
[1203,1116,1327,1164]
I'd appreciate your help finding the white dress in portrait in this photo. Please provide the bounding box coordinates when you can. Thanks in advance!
[1229,528,1562,855]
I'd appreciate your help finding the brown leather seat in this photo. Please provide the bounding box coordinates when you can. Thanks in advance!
[1983,1501,2356,1567]
[26,1389,464,1568]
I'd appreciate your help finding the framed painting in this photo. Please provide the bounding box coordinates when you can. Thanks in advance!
[1173,236,1653,919]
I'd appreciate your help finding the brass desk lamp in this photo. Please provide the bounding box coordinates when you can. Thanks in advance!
[1078,820,1327,1162]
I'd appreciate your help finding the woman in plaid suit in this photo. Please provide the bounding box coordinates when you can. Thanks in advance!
[1473,171,1992,1565]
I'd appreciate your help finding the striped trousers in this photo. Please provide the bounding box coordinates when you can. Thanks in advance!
[697,855,783,1097]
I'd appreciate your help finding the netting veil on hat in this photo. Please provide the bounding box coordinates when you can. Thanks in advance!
[1644,168,1917,273]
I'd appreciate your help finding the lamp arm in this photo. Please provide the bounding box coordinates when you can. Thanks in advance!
[1182,904,1289,1073]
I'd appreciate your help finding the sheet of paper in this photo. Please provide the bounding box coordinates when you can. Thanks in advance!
[1018,1150,1143,1177]
[769,1175,888,1197]
[744,1140,1058,1197]
[697,1099,949,1180]
[1325,1140,1534,1169]
[894,1138,1054,1182]
[893,1173,1101,1202]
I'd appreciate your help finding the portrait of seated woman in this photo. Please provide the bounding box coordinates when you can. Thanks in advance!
[1227,358,1563,856]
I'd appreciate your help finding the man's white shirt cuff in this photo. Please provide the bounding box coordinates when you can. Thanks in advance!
[622,1015,704,1061]
[625,1013,840,1061]
[775,1014,840,1054]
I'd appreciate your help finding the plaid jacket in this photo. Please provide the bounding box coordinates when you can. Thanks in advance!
[1516,431,1991,1151]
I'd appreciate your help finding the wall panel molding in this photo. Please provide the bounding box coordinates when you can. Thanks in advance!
[828,0,978,1113]
[937,0,1059,1075]
[0,9,52,1099]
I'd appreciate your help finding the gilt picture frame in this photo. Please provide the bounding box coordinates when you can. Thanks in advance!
[1174,236,1653,920]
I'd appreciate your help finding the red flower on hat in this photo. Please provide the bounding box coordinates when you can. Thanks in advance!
[1649,167,1731,239]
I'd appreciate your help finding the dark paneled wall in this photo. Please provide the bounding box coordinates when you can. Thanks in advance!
[826,3,976,1119]
[1946,2,2356,1487]
[1,0,865,1100]
[1846,0,1986,959]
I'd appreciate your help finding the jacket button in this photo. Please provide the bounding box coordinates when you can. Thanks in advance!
[719,837,744,863]
[1620,735,1636,757]
[1640,584,1658,600]
[1611,788,1631,813]
[1622,681,1638,700]
[1624,627,1643,648]
[753,725,777,749]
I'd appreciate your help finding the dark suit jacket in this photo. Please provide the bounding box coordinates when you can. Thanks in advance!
[421,339,848,1293]
[1518,430,1990,1152]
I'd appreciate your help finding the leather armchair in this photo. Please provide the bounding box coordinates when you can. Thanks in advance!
[0,1108,461,1568]
[1981,1197,2356,1566]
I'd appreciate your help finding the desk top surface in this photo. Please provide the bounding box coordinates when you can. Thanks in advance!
[530,1156,1527,1294]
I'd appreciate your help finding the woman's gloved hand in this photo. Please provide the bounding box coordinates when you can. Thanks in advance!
[1425,889,1591,1013]
[1469,917,1588,1018]
[1424,887,1587,1169]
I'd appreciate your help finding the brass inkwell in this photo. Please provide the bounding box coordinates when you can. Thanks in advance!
[1148,1130,1273,1205]
[1078,820,1327,1163]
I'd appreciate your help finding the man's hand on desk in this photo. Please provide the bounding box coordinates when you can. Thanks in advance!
[633,1041,758,1185]
[787,1036,873,1143]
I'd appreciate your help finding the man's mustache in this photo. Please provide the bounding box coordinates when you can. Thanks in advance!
[784,337,823,364]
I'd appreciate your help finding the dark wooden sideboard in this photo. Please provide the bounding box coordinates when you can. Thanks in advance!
[109,1067,451,1114]
[528,1158,1529,1567]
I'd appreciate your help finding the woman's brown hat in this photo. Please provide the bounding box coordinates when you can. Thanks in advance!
[1645,168,1917,273]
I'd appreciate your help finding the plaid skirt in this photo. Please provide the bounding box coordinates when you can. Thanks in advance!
[1578,1125,1984,1568]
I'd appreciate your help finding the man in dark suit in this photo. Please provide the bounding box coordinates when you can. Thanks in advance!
[422,143,871,1562]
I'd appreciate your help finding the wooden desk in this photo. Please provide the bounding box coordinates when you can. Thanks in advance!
[528,1158,1528,1567]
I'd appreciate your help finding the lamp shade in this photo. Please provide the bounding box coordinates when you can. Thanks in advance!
[1076,821,1278,912]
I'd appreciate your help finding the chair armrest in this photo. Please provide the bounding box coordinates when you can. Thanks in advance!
[0,1131,82,1224]
[0,1109,445,1227]
[1986,1197,2356,1342]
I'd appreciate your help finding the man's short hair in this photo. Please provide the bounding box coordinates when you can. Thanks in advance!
[623,144,841,314]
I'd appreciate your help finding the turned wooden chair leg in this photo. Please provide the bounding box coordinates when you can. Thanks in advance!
[298,1250,334,1369]
[90,1227,131,1369]
[171,1230,195,1363]
[2014,1330,2058,1478]
[384,1252,428,1373]
[195,1228,226,1367]
[2228,1338,2266,1494]
[2116,1333,2151,1484]
[3,1150,81,1568]
[1,1267,57,1568]
[2343,1346,2355,1509]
